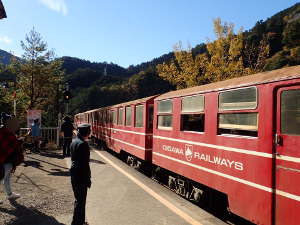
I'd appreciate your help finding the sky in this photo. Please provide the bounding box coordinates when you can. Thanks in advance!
[0,0,299,68]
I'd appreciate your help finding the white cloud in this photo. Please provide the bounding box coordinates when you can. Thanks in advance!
[38,0,68,15]
[0,35,12,44]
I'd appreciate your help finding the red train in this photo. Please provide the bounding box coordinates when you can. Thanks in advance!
[75,65,300,225]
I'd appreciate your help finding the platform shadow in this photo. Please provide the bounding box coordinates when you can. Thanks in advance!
[90,158,105,165]
[39,151,64,159]
[0,200,65,225]
[49,168,70,176]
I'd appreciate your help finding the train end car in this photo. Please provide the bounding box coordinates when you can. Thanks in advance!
[88,96,157,163]
[152,65,300,225]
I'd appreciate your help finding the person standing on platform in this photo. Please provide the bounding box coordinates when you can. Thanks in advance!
[70,124,91,225]
[60,116,74,157]
[0,113,22,203]
[30,119,41,153]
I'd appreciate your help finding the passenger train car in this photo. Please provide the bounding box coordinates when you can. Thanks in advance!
[74,65,300,225]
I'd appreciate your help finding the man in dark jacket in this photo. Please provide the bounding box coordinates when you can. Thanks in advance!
[60,116,74,157]
[70,124,91,225]
[0,113,21,203]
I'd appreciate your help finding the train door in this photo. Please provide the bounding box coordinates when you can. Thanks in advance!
[275,86,300,225]
[147,104,154,131]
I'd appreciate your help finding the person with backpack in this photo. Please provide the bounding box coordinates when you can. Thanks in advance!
[60,115,74,157]
[0,113,23,204]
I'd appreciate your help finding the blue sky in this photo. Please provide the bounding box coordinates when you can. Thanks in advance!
[0,0,299,68]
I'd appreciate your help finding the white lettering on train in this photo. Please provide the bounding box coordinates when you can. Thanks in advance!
[162,145,184,155]
[163,145,244,171]
[194,153,244,171]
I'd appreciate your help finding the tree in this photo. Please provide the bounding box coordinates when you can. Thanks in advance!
[283,20,300,48]
[0,64,12,113]
[243,34,270,72]
[157,41,208,89]
[157,18,270,88]
[204,18,249,82]
[10,28,64,125]
[127,68,174,99]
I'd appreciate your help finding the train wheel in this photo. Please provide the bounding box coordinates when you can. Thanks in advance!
[126,156,134,167]
[168,176,177,191]
[189,185,204,203]
[151,166,162,182]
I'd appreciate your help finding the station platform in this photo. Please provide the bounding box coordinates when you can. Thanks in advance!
[0,147,227,225]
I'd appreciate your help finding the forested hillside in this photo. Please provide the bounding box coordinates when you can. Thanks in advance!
[0,49,15,65]
[1,3,300,116]
[66,3,300,114]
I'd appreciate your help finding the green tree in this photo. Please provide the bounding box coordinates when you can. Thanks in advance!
[10,28,64,125]
[283,20,300,48]
[243,34,270,72]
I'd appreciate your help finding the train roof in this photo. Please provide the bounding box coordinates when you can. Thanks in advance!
[108,95,158,109]
[156,65,300,100]
[75,96,158,116]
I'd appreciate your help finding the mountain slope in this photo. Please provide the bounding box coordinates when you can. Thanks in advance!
[0,49,14,65]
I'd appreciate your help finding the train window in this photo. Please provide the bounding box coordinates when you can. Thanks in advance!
[158,99,172,113]
[112,110,117,124]
[218,113,258,136]
[94,112,98,123]
[118,107,124,125]
[281,89,300,135]
[219,87,257,110]
[98,111,102,123]
[157,99,173,130]
[181,114,204,132]
[105,110,111,124]
[109,110,113,124]
[102,111,106,123]
[125,106,132,126]
[181,95,205,132]
[158,115,172,130]
[135,105,144,127]
[182,95,204,112]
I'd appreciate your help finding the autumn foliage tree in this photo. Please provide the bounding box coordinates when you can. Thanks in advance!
[157,18,270,89]
[157,41,208,89]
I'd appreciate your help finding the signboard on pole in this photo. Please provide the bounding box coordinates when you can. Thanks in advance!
[27,110,42,128]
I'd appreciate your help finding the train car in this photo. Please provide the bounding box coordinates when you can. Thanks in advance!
[74,112,88,126]
[92,96,156,163]
[74,109,98,139]
[152,65,300,225]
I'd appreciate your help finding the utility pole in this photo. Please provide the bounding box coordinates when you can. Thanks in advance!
[66,82,69,114]
[63,83,72,115]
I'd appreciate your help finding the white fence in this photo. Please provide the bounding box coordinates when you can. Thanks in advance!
[20,127,60,147]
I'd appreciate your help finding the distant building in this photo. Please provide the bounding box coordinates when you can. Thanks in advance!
[0,0,7,19]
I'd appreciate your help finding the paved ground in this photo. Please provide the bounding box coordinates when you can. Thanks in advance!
[0,150,73,225]
[0,147,228,225]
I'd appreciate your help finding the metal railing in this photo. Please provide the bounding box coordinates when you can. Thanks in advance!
[20,127,60,147]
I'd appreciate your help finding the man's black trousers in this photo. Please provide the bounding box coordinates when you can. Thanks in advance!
[63,137,72,156]
[71,180,88,225]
